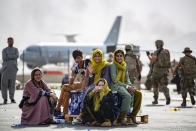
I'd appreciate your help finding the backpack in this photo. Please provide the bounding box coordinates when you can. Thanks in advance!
[157,48,171,68]
[181,55,196,76]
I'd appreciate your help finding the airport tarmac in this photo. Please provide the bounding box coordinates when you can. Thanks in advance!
[0,84,196,131]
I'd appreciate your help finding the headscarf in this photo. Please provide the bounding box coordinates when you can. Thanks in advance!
[88,79,111,112]
[92,49,110,84]
[31,68,44,89]
[113,49,126,83]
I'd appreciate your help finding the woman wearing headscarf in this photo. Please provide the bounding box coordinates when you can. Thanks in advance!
[75,49,112,123]
[80,49,112,102]
[110,49,142,125]
[82,78,116,126]
[19,68,58,125]
[85,49,111,88]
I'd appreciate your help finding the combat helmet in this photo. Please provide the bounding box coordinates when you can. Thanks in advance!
[155,40,164,47]
[125,44,133,51]
[108,52,113,57]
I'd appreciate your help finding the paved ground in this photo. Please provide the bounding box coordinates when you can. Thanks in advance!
[0,84,196,131]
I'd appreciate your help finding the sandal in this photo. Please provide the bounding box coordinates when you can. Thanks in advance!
[120,119,128,125]
[72,117,82,124]
[131,116,138,124]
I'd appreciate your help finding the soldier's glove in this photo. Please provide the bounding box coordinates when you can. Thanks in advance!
[146,51,150,56]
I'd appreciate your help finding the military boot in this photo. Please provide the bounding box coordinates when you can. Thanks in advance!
[181,98,186,107]
[190,96,195,105]
[166,98,170,105]
[152,99,158,104]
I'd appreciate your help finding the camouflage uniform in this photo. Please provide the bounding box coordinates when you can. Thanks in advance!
[135,58,142,78]
[178,47,196,106]
[134,58,143,90]
[151,40,171,105]
[124,45,138,84]
[107,52,113,63]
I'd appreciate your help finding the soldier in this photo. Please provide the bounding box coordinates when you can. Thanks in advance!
[174,47,196,106]
[124,44,141,85]
[134,55,143,90]
[147,40,171,105]
[107,52,113,63]
[1,37,19,104]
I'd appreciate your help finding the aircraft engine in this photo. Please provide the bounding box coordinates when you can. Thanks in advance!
[27,64,37,69]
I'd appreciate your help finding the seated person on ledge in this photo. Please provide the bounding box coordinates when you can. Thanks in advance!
[83,49,111,97]
[110,49,142,125]
[75,49,111,122]
[19,68,58,125]
[82,78,117,127]
[55,49,86,117]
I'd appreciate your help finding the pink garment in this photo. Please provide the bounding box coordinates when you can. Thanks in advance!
[21,80,51,125]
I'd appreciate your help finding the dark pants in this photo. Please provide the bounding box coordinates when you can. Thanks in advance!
[82,92,117,124]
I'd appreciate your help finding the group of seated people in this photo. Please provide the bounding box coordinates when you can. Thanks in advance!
[19,48,142,126]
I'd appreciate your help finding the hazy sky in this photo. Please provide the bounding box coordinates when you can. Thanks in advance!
[0,0,196,61]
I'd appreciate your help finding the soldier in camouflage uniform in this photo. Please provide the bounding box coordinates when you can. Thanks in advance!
[174,47,196,106]
[147,40,171,105]
[107,52,113,63]
[124,44,141,85]
[134,56,143,90]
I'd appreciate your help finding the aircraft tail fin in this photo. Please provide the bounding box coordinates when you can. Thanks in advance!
[104,16,122,45]
[65,34,77,43]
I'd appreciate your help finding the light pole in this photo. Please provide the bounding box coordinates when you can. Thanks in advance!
[68,49,70,75]
[22,50,25,89]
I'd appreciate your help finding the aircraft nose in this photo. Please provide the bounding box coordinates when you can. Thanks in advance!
[20,52,25,61]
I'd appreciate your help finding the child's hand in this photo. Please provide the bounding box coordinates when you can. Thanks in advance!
[87,63,93,75]
[127,86,134,94]
[92,86,101,93]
